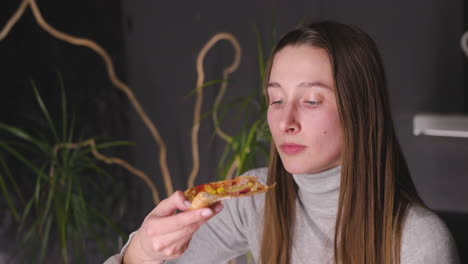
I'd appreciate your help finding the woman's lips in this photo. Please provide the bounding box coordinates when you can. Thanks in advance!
[280,143,307,155]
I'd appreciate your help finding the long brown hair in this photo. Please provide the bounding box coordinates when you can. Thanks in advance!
[260,21,426,264]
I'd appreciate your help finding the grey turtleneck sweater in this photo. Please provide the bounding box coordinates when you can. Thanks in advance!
[105,166,460,264]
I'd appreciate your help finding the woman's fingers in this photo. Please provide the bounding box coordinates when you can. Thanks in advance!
[158,207,219,241]
[123,191,225,263]
[144,202,224,236]
[146,204,223,260]
[147,223,199,259]
[151,191,191,217]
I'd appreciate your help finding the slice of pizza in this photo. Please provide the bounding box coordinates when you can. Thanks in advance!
[184,176,275,209]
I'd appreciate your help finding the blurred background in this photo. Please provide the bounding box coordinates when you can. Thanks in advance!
[0,0,466,263]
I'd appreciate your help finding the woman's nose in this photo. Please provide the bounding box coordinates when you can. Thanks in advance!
[280,104,301,134]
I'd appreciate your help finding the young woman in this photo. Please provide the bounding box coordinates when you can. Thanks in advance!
[106,21,460,264]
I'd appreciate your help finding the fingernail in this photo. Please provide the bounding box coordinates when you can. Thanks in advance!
[214,203,224,213]
[184,200,191,209]
[201,209,212,217]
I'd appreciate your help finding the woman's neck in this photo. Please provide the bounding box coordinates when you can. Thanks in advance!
[292,165,341,215]
[292,165,341,194]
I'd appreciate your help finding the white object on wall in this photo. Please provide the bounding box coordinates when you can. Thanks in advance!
[461,31,468,58]
[413,31,468,138]
[413,113,468,138]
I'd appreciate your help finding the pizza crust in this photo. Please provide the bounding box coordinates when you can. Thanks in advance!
[190,192,232,209]
[184,176,275,209]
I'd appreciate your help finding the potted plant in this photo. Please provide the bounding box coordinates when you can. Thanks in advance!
[0,78,131,263]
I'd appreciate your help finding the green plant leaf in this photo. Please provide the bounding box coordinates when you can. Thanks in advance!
[88,205,126,240]
[82,157,115,184]
[38,217,53,263]
[0,76,133,261]
[0,141,43,176]
[64,167,73,219]
[39,167,57,229]
[55,193,69,263]
[94,140,135,149]
[231,88,258,125]
[31,81,59,141]
[57,72,68,141]
[16,223,38,258]
[217,142,231,169]
[18,197,34,235]
[215,95,246,127]
[183,79,229,99]
[0,171,20,221]
[0,123,34,142]
[70,193,86,259]
[0,123,51,153]
[67,114,76,143]
[238,121,259,174]
[218,152,238,181]
[0,158,25,204]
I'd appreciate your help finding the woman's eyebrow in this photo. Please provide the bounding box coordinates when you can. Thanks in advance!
[298,81,331,90]
[266,82,281,88]
[267,81,331,89]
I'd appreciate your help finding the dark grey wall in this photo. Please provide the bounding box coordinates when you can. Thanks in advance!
[121,0,467,213]
[4,0,464,262]
[0,0,130,262]
[120,0,468,261]
[320,0,467,213]
[119,0,324,221]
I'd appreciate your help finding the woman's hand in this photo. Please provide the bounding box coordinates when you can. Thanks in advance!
[123,191,224,263]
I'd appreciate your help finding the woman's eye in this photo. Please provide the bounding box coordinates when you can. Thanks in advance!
[305,100,319,106]
[270,100,283,105]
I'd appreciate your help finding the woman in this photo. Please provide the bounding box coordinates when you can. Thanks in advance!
[106,21,459,264]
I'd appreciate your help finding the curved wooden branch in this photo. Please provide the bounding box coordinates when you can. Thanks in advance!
[1,0,245,198]
[212,35,241,143]
[27,0,173,197]
[51,139,160,204]
[187,33,242,188]
[225,157,240,180]
[0,0,173,201]
[0,0,29,41]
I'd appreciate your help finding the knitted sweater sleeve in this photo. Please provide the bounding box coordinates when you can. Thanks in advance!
[164,196,251,263]
[400,206,460,264]
[104,168,269,264]
[165,168,268,263]
[103,201,249,264]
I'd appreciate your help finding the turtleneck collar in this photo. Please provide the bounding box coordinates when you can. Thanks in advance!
[292,165,341,194]
[292,165,342,216]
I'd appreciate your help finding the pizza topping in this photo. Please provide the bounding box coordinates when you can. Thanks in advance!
[204,185,217,194]
[184,175,276,208]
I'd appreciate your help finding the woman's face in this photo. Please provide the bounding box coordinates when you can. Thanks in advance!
[267,44,342,174]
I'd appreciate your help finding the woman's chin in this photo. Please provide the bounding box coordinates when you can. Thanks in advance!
[283,164,312,175]
[283,162,341,175]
